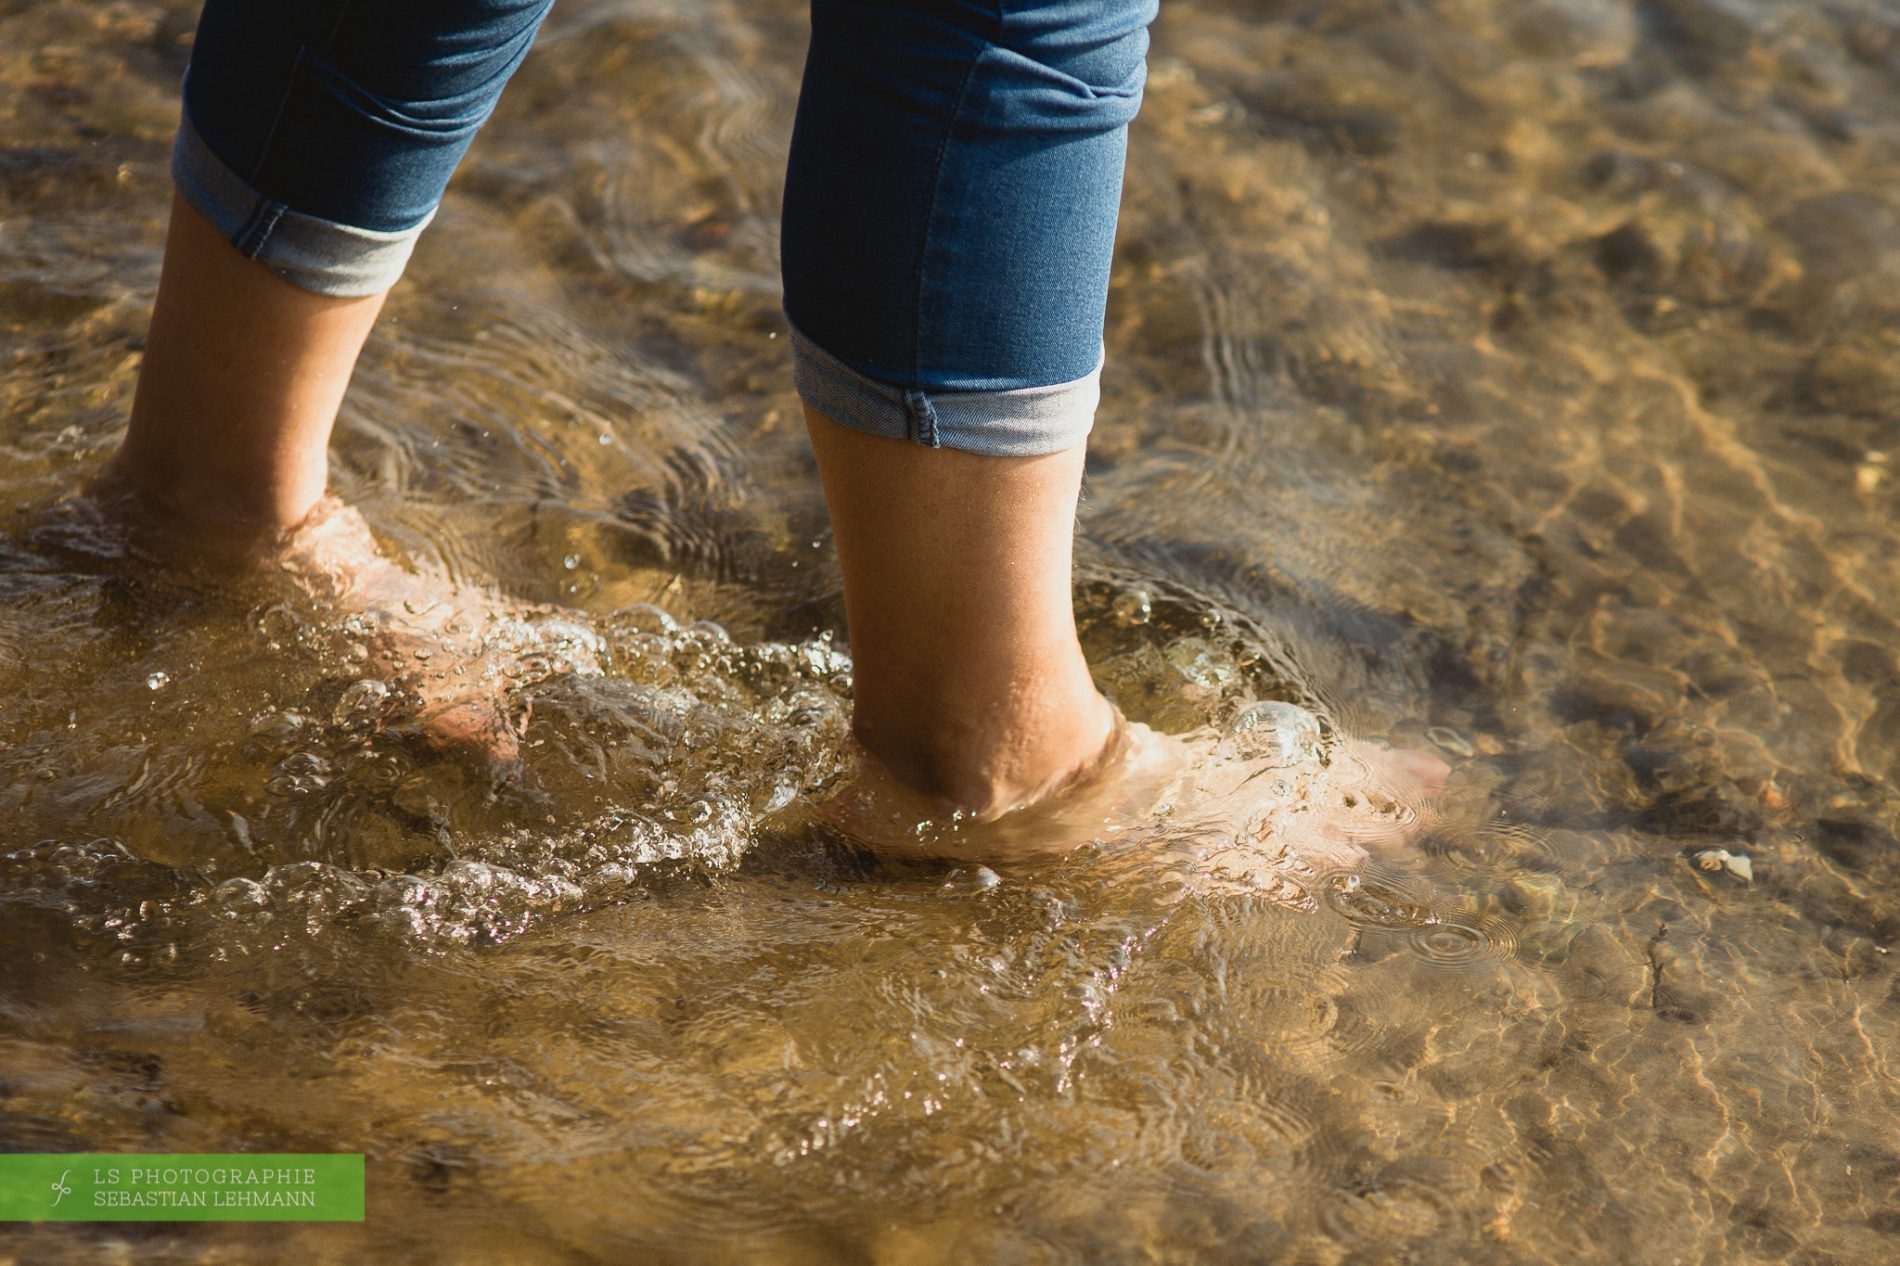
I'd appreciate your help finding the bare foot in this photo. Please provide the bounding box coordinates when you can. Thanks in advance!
[808,700,1450,900]
[1167,720,1450,900]
[43,476,601,765]
[276,496,603,764]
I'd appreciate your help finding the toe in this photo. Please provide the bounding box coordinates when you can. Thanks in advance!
[420,699,521,766]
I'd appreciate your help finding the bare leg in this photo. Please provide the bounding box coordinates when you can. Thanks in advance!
[803,405,1118,817]
[104,193,383,537]
[91,194,593,761]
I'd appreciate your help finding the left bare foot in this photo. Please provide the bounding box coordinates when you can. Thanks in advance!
[43,474,602,765]
[277,496,604,764]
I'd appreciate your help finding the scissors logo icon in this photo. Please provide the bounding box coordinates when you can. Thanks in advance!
[50,1170,72,1208]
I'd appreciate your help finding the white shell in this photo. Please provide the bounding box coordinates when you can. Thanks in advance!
[1692,847,1752,882]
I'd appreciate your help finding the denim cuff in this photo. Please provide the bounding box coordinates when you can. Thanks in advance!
[171,111,432,298]
[787,316,1100,458]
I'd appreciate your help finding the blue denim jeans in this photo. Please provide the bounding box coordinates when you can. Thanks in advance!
[174,0,1156,456]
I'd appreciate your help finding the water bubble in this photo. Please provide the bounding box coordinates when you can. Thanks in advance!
[1325,873,1433,930]
[440,859,502,895]
[255,603,303,646]
[269,750,330,796]
[608,603,678,636]
[562,554,581,571]
[941,866,1002,894]
[247,710,311,744]
[1227,700,1322,766]
[281,752,329,777]
[334,678,394,728]
[1166,637,1235,689]
[589,863,639,892]
[213,877,269,913]
[798,642,851,678]
[376,874,431,912]
[145,671,170,691]
[1113,588,1153,626]
[665,798,715,826]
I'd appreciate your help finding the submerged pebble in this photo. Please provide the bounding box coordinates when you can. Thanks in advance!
[1425,726,1474,758]
[1689,846,1753,882]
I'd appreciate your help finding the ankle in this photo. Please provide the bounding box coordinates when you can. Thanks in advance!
[852,688,1118,818]
[97,445,325,541]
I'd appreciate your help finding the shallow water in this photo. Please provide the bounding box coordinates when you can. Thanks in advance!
[4,0,1900,1262]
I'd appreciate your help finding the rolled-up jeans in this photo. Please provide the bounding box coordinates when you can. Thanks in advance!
[174,0,1156,457]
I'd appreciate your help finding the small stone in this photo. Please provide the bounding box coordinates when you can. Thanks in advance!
[1504,871,1579,922]
[1564,925,1648,1008]
[1689,846,1752,882]
[1803,340,1899,418]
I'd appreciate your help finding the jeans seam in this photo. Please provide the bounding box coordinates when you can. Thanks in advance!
[230,197,270,254]
[322,0,357,50]
[235,201,288,258]
[236,0,354,256]
[904,389,941,447]
[244,45,307,189]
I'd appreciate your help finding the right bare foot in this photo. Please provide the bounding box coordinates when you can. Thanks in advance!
[806,700,1451,899]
